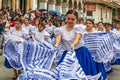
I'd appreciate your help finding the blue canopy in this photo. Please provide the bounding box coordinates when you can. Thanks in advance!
[57,16,66,19]
[48,10,61,15]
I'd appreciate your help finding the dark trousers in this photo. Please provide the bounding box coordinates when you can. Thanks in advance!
[0,34,3,49]
[0,34,3,55]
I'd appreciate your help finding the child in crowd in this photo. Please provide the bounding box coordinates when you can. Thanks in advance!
[32,22,50,44]
[104,23,112,32]
[97,22,106,32]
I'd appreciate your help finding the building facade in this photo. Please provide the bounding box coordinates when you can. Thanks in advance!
[1,0,120,23]
[83,0,120,23]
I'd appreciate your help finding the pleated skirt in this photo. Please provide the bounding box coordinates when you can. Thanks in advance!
[57,46,107,80]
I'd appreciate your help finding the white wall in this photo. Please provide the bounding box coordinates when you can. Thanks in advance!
[3,0,11,9]
[33,0,38,10]
[83,4,112,23]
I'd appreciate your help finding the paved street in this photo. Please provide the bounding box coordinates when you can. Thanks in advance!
[0,55,14,80]
[0,55,120,80]
[107,65,120,80]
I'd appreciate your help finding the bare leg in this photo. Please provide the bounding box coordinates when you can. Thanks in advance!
[17,70,22,76]
[13,69,17,78]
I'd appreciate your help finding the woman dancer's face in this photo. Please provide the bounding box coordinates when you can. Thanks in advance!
[86,21,94,30]
[24,19,29,24]
[98,23,104,30]
[15,21,21,28]
[38,25,44,32]
[116,24,120,29]
[65,14,77,27]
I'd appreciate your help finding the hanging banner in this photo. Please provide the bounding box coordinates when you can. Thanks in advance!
[85,4,96,12]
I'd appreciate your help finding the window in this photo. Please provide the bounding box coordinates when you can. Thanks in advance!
[106,9,107,18]
[87,12,93,16]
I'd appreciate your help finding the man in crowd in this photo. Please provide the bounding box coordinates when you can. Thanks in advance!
[0,17,6,55]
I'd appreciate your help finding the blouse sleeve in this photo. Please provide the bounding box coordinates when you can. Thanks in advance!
[44,31,50,38]
[74,25,84,35]
[22,29,30,38]
[54,27,63,36]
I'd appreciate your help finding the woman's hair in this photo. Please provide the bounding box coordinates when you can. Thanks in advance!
[25,17,30,21]
[38,22,45,29]
[98,22,104,26]
[86,19,94,24]
[14,18,20,22]
[48,19,53,23]
[116,21,120,25]
[104,23,111,27]
[66,9,78,19]
[60,20,66,26]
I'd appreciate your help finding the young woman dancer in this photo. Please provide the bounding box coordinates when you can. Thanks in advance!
[54,10,105,80]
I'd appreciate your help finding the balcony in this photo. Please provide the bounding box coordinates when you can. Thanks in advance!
[83,0,120,9]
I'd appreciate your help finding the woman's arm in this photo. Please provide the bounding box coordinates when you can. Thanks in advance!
[45,37,49,42]
[55,34,61,47]
[71,33,82,51]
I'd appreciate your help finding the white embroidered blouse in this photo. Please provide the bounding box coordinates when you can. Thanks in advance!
[54,24,85,50]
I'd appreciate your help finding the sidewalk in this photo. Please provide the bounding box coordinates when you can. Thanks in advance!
[0,55,14,80]
[107,65,120,80]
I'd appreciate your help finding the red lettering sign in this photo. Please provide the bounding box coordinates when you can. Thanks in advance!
[85,4,96,12]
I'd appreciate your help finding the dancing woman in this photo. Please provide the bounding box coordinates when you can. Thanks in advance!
[54,10,105,80]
